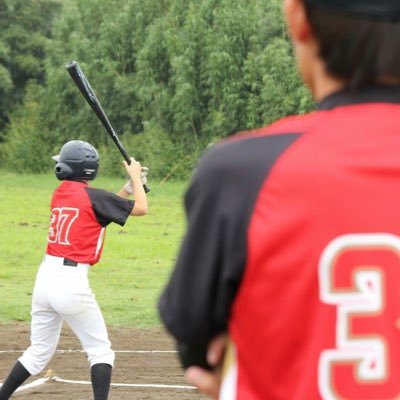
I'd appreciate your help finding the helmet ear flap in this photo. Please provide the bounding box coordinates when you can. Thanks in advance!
[54,162,73,180]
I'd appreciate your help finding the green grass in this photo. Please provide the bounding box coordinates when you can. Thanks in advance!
[0,170,188,328]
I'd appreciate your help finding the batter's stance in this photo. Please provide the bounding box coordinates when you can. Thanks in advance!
[0,140,148,400]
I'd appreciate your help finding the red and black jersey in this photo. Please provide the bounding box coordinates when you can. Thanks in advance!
[159,85,400,399]
[47,180,134,265]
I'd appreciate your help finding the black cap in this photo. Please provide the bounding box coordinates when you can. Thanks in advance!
[305,0,400,19]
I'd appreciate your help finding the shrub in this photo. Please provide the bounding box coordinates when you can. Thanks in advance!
[98,123,202,182]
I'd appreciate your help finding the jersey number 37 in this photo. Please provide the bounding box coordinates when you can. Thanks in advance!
[48,207,79,245]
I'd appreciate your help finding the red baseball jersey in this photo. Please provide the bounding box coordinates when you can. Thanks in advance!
[159,85,400,399]
[47,180,133,265]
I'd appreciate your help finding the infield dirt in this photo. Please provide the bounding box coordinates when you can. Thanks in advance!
[0,323,208,399]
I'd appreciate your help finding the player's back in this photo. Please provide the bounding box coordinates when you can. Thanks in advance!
[47,180,105,265]
[229,87,400,399]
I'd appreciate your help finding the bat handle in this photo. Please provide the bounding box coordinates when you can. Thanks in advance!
[124,154,151,193]
[143,184,151,193]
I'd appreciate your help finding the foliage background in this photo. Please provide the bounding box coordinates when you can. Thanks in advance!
[0,0,315,180]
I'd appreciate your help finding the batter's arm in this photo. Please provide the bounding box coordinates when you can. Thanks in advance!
[118,158,148,216]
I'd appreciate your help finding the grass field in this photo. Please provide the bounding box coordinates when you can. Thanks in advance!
[0,170,188,327]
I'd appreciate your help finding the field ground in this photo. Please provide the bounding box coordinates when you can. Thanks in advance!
[0,323,207,399]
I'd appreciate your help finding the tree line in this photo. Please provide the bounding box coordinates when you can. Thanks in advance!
[0,0,315,180]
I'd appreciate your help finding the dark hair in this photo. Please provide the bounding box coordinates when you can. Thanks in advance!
[304,3,400,90]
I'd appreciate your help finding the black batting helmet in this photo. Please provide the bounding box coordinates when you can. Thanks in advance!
[52,140,99,181]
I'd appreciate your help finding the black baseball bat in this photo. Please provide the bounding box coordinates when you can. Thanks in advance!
[65,60,150,193]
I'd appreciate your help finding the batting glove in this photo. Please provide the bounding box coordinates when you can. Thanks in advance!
[123,167,149,194]
[123,180,134,195]
[140,167,149,185]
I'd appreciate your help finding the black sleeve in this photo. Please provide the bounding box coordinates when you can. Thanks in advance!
[85,187,134,227]
[158,133,300,369]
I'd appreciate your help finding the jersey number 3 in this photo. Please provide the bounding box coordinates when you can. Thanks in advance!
[318,233,400,399]
[48,207,79,245]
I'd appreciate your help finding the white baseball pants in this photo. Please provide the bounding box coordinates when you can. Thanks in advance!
[19,255,115,375]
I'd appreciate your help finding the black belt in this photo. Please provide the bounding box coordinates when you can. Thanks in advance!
[63,258,78,267]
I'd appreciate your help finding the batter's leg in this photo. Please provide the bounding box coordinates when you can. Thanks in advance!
[63,293,114,399]
[0,361,30,400]
[91,363,112,400]
[19,307,63,375]
[63,297,115,367]
[16,261,64,376]
[0,303,62,399]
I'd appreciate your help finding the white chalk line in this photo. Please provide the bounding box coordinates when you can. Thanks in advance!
[0,348,193,393]
[0,376,195,392]
[6,377,51,393]
[54,377,195,390]
[0,349,177,354]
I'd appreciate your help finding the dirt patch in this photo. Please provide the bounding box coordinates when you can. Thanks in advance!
[0,323,208,399]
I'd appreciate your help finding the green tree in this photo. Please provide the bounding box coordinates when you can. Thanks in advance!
[3,82,54,173]
[1,0,315,178]
[0,0,60,133]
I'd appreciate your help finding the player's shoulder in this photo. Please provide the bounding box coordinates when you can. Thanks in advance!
[85,186,132,204]
[85,186,108,197]
[233,111,322,141]
[85,186,117,202]
[201,112,321,166]
[192,112,321,188]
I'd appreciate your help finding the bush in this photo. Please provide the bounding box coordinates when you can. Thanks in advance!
[1,82,55,174]
[98,123,202,182]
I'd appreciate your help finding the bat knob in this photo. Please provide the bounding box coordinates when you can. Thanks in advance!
[66,60,78,70]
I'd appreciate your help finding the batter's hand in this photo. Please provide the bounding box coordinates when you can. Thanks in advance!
[185,334,227,399]
[123,166,149,194]
[123,158,142,181]
[140,166,149,185]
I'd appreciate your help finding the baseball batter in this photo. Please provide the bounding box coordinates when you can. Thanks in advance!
[0,140,148,400]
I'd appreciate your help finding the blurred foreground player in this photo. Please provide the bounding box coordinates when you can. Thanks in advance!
[0,140,147,400]
[159,0,400,398]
